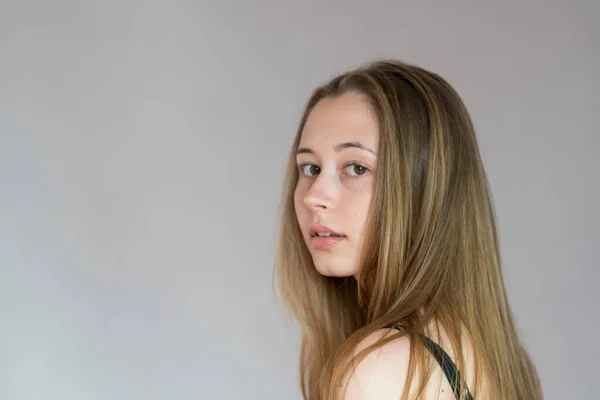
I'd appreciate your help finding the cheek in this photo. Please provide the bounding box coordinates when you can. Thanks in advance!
[293,186,305,221]
[349,187,373,235]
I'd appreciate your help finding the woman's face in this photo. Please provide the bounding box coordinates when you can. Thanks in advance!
[294,91,379,277]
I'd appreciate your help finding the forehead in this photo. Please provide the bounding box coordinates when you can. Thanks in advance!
[299,91,379,150]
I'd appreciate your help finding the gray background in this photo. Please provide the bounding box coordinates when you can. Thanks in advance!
[0,0,598,399]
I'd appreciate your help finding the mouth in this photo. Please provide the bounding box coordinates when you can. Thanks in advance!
[312,231,345,238]
[309,224,345,238]
[309,224,346,250]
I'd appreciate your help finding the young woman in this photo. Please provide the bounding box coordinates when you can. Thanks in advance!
[275,60,542,399]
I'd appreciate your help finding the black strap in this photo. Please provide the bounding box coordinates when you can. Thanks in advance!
[386,325,474,400]
[417,333,473,400]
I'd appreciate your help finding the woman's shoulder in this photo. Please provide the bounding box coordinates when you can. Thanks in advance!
[343,327,463,399]
[343,328,411,399]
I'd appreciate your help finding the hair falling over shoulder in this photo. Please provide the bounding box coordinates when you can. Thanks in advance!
[274,59,542,400]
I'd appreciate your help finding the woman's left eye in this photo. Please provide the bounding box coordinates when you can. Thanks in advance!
[344,163,369,176]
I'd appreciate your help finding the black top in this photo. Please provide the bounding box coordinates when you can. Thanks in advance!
[387,325,474,400]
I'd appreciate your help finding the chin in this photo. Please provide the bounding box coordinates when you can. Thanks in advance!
[312,257,358,278]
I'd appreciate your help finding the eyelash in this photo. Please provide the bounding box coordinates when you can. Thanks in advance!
[296,162,370,177]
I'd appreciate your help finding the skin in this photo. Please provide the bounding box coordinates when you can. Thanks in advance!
[344,327,467,399]
[294,91,379,278]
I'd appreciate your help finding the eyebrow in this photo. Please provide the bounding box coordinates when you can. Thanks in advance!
[296,141,377,156]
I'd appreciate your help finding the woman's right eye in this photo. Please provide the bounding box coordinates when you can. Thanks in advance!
[298,164,320,177]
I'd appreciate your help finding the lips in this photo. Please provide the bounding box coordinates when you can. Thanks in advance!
[309,224,345,238]
[309,224,346,250]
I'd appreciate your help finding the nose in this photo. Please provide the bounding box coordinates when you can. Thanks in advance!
[302,170,339,211]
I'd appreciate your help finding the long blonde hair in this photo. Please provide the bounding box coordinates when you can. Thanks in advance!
[275,60,542,399]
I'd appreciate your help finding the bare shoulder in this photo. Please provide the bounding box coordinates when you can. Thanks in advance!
[343,327,461,400]
[343,328,412,400]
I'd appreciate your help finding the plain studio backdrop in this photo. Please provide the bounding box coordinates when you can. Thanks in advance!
[0,1,598,399]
